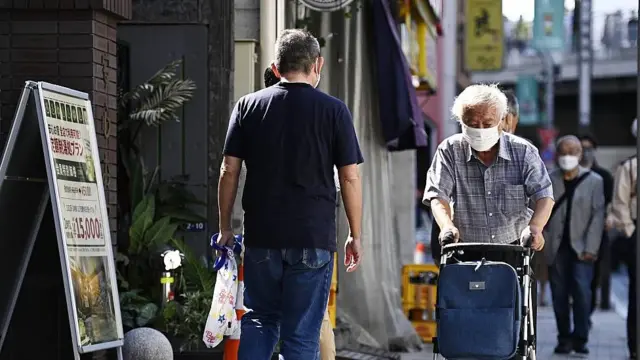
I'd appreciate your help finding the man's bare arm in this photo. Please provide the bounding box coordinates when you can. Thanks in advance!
[430,198,454,230]
[218,155,243,231]
[338,164,362,238]
[529,197,554,231]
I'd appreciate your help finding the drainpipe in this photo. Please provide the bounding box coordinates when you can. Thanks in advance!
[440,0,458,139]
[260,0,286,87]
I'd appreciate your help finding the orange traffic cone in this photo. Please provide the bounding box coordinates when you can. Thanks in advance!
[414,242,428,264]
[223,262,245,359]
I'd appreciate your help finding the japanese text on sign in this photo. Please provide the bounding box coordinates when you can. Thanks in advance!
[464,0,504,72]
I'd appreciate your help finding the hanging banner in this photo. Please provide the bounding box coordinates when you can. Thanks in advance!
[40,84,124,352]
[532,0,566,50]
[516,75,540,126]
[464,0,504,72]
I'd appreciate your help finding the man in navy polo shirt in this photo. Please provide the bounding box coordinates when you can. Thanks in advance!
[217,29,364,360]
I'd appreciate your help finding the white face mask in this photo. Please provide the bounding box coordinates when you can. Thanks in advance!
[462,123,501,152]
[558,155,580,171]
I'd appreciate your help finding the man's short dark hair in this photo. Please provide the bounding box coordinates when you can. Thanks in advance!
[503,90,519,117]
[579,134,598,148]
[274,29,321,75]
[264,67,279,87]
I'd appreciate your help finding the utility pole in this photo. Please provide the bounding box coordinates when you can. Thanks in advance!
[441,0,459,139]
[578,0,593,129]
[208,0,235,233]
[536,50,556,128]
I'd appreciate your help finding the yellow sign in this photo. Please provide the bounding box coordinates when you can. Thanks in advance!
[398,0,439,93]
[464,0,504,72]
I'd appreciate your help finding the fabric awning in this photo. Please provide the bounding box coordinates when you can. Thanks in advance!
[371,0,428,151]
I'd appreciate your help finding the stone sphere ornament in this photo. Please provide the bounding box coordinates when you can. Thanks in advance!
[123,327,173,360]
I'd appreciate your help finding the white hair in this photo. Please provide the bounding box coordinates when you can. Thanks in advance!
[451,84,508,123]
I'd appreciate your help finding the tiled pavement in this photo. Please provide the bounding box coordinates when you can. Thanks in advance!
[400,280,631,360]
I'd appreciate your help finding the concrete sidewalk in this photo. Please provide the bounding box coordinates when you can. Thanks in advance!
[401,306,629,360]
[401,307,629,360]
[400,246,632,359]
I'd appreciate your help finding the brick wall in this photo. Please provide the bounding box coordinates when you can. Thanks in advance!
[0,3,130,245]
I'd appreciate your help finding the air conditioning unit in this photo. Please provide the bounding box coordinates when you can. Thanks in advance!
[234,40,259,103]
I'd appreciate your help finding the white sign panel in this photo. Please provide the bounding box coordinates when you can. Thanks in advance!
[37,82,124,353]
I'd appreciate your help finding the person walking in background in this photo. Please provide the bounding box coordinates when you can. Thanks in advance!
[543,135,605,355]
[513,16,529,54]
[578,135,614,314]
[501,90,550,306]
[217,29,364,360]
[501,90,519,133]
[607,119,638,360]
[263,65,337,360]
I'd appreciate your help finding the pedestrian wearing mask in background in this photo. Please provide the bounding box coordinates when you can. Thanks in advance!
[578,135,614,316]
[543,135,605,355]
[607,118,638,360]
[501,90,550,307]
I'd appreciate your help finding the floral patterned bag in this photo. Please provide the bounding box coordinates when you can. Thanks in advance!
[202,245,241,348]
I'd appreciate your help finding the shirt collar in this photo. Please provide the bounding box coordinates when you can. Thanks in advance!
[465,133,512,162]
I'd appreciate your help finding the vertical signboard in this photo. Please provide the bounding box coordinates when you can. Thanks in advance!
[516,75,540,126]
[39,83,123,353]
[464,0,504,72]
[0,81,124,359]
[532,0,566,50]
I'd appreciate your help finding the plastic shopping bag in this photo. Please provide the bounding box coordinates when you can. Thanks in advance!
[203,245,241,348]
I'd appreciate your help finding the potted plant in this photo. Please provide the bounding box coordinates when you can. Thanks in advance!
[115,60,208,342]
[116,60,282,359]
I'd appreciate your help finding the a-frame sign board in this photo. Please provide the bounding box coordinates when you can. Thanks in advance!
[0,82,124,360]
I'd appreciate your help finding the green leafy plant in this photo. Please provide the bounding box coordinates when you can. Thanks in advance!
[156,238,215,351]
[171,238,215,294]
[119,59,197,146]
[119,289,159,329]
[115,59,205,332]
[163,291,213,352]
[128,194,179,255]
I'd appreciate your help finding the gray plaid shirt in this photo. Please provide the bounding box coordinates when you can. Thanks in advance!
[423,133,554,244]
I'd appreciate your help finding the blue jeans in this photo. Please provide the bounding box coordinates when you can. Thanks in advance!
[548,244,595,345]
[238,247,333,360]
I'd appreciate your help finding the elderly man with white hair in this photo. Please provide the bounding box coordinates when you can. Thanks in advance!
[423,84,555,349]
[424,84,554,248]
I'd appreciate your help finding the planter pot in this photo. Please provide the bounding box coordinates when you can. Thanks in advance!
[173,350,280,360]
[173,349,222,360]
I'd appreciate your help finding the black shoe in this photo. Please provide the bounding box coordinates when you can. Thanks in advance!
[554,343,572,354]
[630,351,637,360]
[573,343,589,356]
